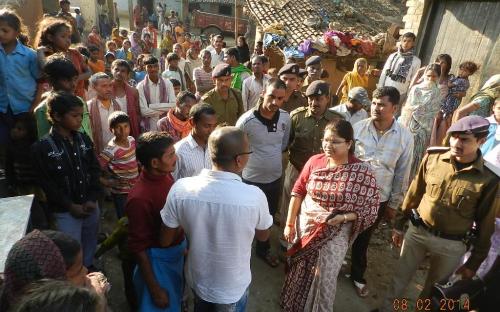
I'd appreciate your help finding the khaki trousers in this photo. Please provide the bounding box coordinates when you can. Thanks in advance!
[381,223,466,312]
[279,162,300,243]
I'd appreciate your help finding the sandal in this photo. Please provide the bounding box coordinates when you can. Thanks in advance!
[257,251,280,268]
[353,280,369,297]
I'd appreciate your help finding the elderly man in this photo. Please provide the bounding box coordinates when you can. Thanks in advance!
[87,72,121,154]
[157,91,197,143]
[330,86,370,126]
[237,78,291,267]
[173,103,217,180]
[202,63,244,126]
[161,127,273,311]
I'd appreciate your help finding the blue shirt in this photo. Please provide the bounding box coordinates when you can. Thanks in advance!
[0,40,39,115]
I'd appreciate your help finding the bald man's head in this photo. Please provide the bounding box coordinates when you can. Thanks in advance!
[209,127,249,172]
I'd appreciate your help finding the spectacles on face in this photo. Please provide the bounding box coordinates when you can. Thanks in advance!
[322,139,347,146]
[233,151,253,160]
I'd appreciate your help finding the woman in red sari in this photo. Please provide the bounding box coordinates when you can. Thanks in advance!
[281,120,380,312]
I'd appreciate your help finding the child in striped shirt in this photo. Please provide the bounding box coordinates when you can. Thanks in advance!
[99,111,139,218]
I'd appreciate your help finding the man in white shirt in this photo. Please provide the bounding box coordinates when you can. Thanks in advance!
[173,103,217,180]
[136,55,176,131]
[210,35,224,68]
[161,127,273,310]
[377,32,421,104]
[242,55,271,111]
[349,86,414,297]
[330,87,370,126]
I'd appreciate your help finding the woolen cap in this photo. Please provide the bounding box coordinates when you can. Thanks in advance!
[348,87,371,107]
[212,63,232,78]
[278,63,300,76]
[305,80,330,97]
[305,55,321,66]
[447,116,490,134]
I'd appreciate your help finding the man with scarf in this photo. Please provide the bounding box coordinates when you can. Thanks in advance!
[224,47,252,91]
[111,60,141,138]
[137,55,176,132]
[87,72,122,155]
[378,32,421,104]
[157,91,197,142]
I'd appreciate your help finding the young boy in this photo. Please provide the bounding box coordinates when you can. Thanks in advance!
[34,53,92,138]
[88,45,105,74]
[31,91,101,269]
[104,51,116,75]
[126,131,186,310]
[161,53,185,90]
[170,78,181,96]
[98,111,139,218]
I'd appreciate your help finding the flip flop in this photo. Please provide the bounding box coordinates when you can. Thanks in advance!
[353,280,369,297]
[257,251,280,268]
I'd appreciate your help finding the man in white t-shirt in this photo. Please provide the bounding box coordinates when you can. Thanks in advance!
[160,127,273,310]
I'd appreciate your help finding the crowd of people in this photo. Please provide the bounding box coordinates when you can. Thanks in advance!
[0,1,499,312]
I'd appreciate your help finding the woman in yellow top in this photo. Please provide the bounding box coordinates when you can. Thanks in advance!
[336,58,369,105]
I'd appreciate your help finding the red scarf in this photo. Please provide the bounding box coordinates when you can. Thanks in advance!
[89,98,121,154]
[113,82,141,138]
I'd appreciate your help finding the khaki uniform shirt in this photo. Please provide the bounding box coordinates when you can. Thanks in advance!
[282,90,307,113]
[396,149,499,270]
[288,107,344,171]
[202,88,244,126]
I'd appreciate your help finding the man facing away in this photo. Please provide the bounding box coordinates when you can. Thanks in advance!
[160,127,273,312]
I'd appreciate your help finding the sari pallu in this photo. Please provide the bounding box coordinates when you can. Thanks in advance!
[281,162,380,312]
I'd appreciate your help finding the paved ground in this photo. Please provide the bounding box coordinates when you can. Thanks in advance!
[98,201,425,312]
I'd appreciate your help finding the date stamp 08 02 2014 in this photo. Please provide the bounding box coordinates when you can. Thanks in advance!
[392,297,471,311]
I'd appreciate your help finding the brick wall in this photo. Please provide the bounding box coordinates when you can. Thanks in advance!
[401,0,429,35]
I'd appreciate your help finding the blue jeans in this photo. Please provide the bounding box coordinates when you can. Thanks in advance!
[193,287,249,312]
[112,193,128,219]
[54,204,99,267]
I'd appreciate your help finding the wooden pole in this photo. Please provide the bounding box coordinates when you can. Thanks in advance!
[234,0,238,42]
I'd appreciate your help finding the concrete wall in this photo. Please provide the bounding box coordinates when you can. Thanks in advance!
[68,0,99,32]
[400,0,428,36]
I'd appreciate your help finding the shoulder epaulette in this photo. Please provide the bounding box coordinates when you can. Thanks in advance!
[426,147,450,153]
[290,106,308,116]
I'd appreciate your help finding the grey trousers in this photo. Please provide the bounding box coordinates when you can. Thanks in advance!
[380,223,466,312]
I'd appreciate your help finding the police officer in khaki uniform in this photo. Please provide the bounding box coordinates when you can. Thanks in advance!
[301,56,323,92]
[278,64,307,113]
[202,63,244,126]
[380,116,499,312]
[279,80,344,243]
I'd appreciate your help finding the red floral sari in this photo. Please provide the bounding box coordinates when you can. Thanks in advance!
[281,157,380,311]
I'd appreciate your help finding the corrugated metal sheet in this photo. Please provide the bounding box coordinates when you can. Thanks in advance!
[419,0,500,102]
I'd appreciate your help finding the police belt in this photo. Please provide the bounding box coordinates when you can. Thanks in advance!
[411,210,467,241]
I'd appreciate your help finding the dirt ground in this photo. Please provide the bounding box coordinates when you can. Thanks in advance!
[98,201,426,312]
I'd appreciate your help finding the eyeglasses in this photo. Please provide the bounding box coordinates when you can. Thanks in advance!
[234,151,253,159]
[322,139,347,146]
